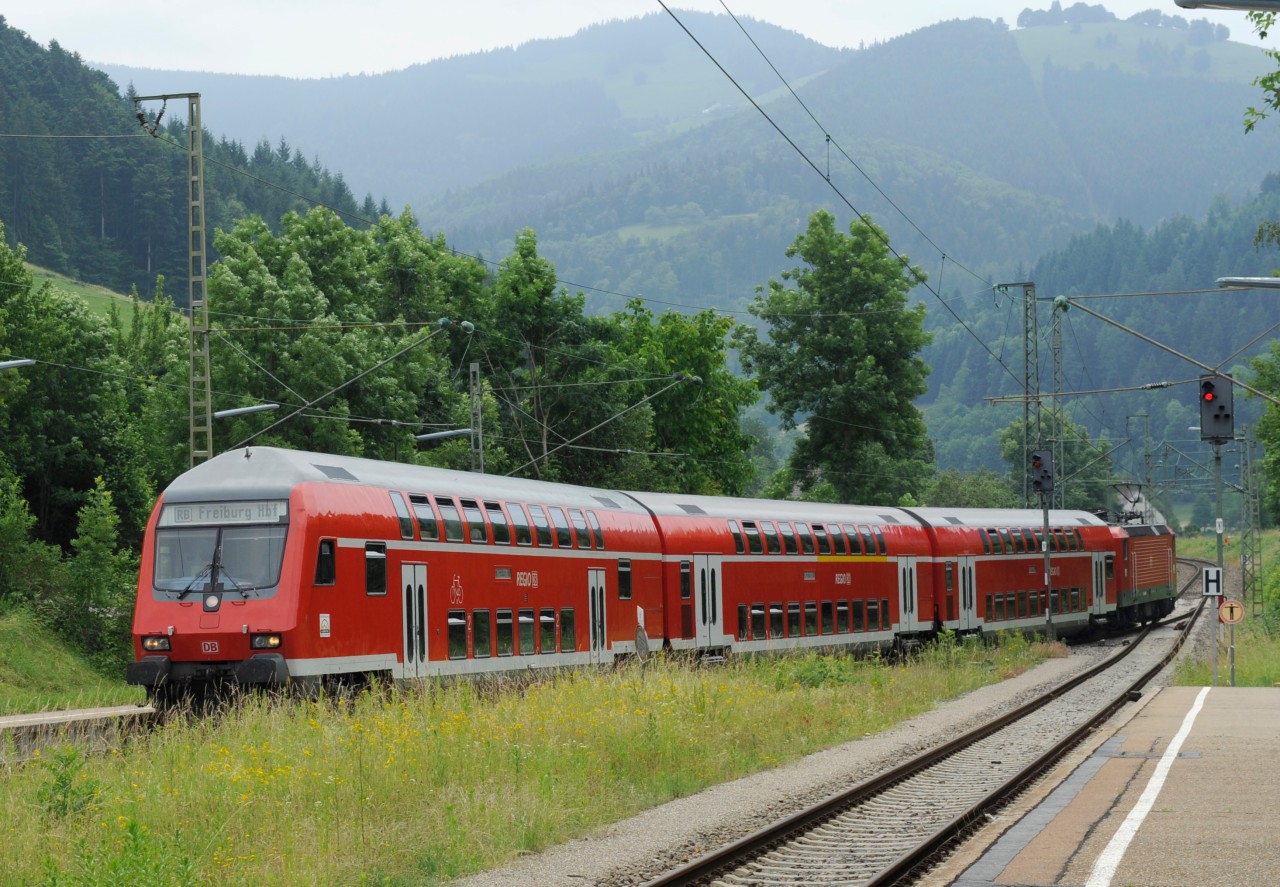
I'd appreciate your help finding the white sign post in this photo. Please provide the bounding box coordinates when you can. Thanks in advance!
[1203,567,1224,686]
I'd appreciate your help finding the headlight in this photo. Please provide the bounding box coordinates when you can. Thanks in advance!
[141,636,171,652]
[250,633,282,650]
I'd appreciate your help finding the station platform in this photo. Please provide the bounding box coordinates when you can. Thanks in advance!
[931,685,1279,887]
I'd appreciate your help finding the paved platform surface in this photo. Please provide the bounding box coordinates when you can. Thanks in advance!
[928,685,1279,887]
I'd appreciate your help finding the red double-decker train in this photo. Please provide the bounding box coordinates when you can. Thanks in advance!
[127,447,1178,699]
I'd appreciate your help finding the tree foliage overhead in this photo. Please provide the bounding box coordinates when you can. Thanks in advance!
[735,210,933,504]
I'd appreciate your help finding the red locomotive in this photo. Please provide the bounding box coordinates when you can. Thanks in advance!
[127,447,1178,699]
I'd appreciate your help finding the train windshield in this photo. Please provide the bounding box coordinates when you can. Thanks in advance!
[153,500,288,597]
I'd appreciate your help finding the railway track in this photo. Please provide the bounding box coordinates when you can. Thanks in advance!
[641,567,1205,887]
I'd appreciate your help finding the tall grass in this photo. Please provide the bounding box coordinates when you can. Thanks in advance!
[2,638,1060,886]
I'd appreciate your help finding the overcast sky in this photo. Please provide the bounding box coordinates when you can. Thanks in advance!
[4,1,1273,78]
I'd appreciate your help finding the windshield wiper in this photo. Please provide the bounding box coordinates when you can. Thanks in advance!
[176,563,212,599]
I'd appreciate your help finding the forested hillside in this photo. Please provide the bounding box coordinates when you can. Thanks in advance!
[0,16,384,298]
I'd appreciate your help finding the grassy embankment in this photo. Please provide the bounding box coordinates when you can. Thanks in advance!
[3,633,1060,886]
[1173,530,1280,687]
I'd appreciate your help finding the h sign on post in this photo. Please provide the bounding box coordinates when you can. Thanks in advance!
[1202,566,1223,598]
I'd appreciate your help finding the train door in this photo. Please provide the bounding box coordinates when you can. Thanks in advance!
[693,554,723,648]
[898,556,925,634]
[1092,552,1109,616]
[587,567,607,665]
[401,563,427,680]
[957,556,979,633]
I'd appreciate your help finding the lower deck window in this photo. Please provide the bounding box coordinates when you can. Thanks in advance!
[787,602,801,637]
[496,610,514,656]
[836,600,849,634]
[769,603,783,638]
[866,599,879,631]
[519,608,535,654]
[737,604,749,641]
[852,600,865,632]
[821,600,834,635]
[751,604,766,640]
[540,608,556,652]
[447,610,467,660]
[560,608,576,651]
[804,602,819,636]
[474,610,492,658]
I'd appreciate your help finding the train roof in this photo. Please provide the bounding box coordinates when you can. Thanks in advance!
[901,506,1109,529]
[621,490,923,527]
[161,447,650,514]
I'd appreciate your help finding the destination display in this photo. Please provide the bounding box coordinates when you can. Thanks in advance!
[157,500,289,527]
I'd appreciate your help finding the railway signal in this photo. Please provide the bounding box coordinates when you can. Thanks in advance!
[1198,374,1234,442]
[1030,449,1054,494]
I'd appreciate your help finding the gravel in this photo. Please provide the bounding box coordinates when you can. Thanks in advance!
[451,644,1117,887]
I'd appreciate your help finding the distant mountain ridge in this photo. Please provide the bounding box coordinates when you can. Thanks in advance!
[98,12,847,210]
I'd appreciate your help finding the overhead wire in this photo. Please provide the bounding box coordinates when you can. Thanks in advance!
[656,0,1023,391]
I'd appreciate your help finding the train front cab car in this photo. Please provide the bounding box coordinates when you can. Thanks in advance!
[902,507,1117,641]
[623,493,935,659]
[128,447,664,700]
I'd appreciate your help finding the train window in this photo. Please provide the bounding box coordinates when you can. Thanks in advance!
[528,505,553,547]
[435,497,464,542]
[996,528,1013,553]
[680,561,692,599]
[389,491,414,540]
[787,602,802,637]
[836,600,849,633]
[842,525,863,555]
[1105,554,1115,579]
[796,523,815,554]
[540,608,556,653]
[737,605,749,641]
[560,609,576,651]
[569,509,591,548]
[1031,528,1044,552]
[1076,529,1086,550]
[858,526,876,555]
[587,511,605,549]
[769,603,784,638]
[1022,528,1038,552]
[1056,529,1069,551]
[804,602,818,635]
[779,522,798,555]
[880,598,890,630]
[473,610,493,658]
[410,495,440,541]
[1010,531,1024,554]
[742,521,763,554]
[727,521,745,554]
[852,599,865,632]
[828,525,847,556]
[978,529,991,555]
[314,539,336,586]
[984,593,993,620]
[364,542,387,596]
[549,508,573,548]
[518,609,535,654]
[812,524,831,555]
[447,610,468,660]
[496,610,514,656]
[618,559,632,600]
[485,502,511,545]
[508,503,532,546]
[459,499,487,543]
[821,601,834,634]
[985,529,1000,554]
[751,604,766,640]
[866,599,879,631]
[1017,591,1028,618]
[760,521,781,554]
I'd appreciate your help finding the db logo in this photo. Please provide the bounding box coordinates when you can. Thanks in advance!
[201,641,220,654]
